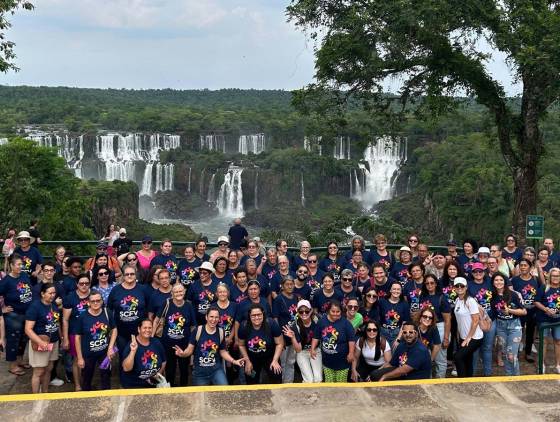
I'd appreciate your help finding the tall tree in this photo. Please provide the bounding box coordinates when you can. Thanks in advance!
[0,0,33,72]
[288,0,560,240]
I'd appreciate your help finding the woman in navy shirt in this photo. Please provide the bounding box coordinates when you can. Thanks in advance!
[24,283,61,393]
[0,254,33,376]
[311,300,356,383]
[378,282,411,346]
[121,319,166,388]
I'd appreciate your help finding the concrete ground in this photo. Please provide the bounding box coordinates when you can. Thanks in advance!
[1,376,559,421]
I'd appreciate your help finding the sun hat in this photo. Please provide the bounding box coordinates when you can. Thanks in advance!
[196,261,215,273]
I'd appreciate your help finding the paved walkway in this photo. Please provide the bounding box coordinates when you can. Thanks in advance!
[1,376,559,421]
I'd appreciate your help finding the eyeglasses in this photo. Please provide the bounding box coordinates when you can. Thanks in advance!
[307,260,317,263]
[472,269,484,273]
[328,246,338,250]
[421,315,434,320]
[98,272,109,276]
[507,239,515,242]
[347,305,359,310]
[43,268,55,273]
[366,294,378,298]
[342,277,352,282]
[409,239,418,243]
[89,299,102,304]
[297,271,308,275]
[366,328,378,333]
[124,273,136,277]
[402,330,416,334]
[298,309,311,315]
[78,282,90,286]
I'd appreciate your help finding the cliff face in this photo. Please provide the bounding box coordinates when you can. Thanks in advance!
[81,180,139,236]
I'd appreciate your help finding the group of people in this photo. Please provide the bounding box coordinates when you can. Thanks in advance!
[1,225,560,393]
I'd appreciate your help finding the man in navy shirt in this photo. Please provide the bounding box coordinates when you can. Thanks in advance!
[228,218,248,251]
[370,321,432,381]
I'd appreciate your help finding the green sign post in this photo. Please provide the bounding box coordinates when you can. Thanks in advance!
[526,215,544,239]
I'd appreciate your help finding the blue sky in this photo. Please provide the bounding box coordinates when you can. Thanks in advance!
[1,0,520,94]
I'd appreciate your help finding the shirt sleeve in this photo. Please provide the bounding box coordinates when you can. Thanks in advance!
[270,319,282,337]
[406,345,428,370]
[467,297,479,315]
[25,303,38,321]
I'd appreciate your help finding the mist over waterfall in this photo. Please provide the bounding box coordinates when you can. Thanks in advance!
[354,136,407,209]
[239,134,266,155]
[217,167,244,217]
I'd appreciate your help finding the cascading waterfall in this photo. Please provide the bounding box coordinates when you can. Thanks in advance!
[141,163,154,196]
[199,168,206,196]
[353,136,407,209]
[334,136,351,160]
[300,173,306,207]
[154,163,174,193]
[303,137,311,152]
[187,167,192,194]
[200,135,226,152]
[254,171,259,209]
[155,163,163,193]
[238,134,266,155]
[217,167,244,217]
[207,172,216,203]
[303,136,322,154]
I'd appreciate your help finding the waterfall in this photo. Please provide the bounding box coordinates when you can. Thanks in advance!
[239,134,266,155]
[354,136,406,209]
[200,134,226,152]
[349,171,353,196]
[353,169,361,196]
[141,163,154,196]
[199,168,206,196]
[300,173,306,207]
[207,172,216,203]
[187,167,192,194]
[217,167,244,217]
[165,163,174,191]
[0,138,8,145]
[334,136,351,160]
[254,171,259,209]
[303,137,311,152]
[155,163,163,193]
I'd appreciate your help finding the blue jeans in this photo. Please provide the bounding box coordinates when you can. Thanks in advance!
[473,320,496,376]
[4,312,27,362]
[495,318,522,376]
[192,367,228,386]
[381,327,399,347]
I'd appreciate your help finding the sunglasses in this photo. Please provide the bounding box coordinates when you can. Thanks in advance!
[455,284,466,288]
[366,293,378,298]
[421,315,434,320]
[298,271,308,275]
[98,272,109,276]
[472,269,484,273]
[366,328,378,333]
[342,277,353,282]
[347,305,359,310]
[124,273,136,277]
[89,299,102,304]
[307,260,317,263]
[218,243,228,246]
[127,258,137,262]
[402,330,416,334]
[298,309,311,315]
[78,282,90,286]
[425,281,436,285]
[409,239,418,243]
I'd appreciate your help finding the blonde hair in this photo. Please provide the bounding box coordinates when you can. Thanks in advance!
[546,267,560,292]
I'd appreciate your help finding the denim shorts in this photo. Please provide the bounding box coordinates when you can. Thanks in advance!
[541,323,560,340]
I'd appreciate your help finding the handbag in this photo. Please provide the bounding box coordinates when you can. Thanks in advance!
[154,298,171,338]
[478,306,492,333]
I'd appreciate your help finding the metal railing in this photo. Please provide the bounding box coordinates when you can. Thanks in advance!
[538,321,560,374]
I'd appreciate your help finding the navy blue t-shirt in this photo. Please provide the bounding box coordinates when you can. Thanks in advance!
[236,298,272,324]
[269,271,296,294]
[373,281,392,300]
[535,286,560,323]
[238,318,281,356]
[369,250,394,272]
[63,291,90,334]
[314,316,355,370]
[378,298,410,330]
[148,289,172,314]
[389,340,432,379]
[261,262,279,282]
[177,258,201,289]
[403,280,424,313]
[14,246,42,283]
[186,280,218,324]
[107,284,148,338]
[272,294,298,334]
[502,248,523,266]
[294,282,312,301]
[230,284,249,305]
[25,300,61,342]
[419,326,441,350]
[318,257,343,278]
[32,281,65,305]
[389,262,409,286]
[510,276,538,308]
[121,338,166,388]
[457,254,478,275]
[157,300,196,348]
[76,309,115,358]
[0,275,33,314]
[468,279,493,311]
[190,326,226,375]
[293,319,318,350]
[312,289,343,315]
[490,292,523,321]
[240,254,263,268]
[62,275,78,295]
[334,285,362,309]
[418,293,451,321]
[149,254,179,284]
[228,225,248,250]
[306,270,324,299]
[217,302,237,339]
[212,273,233,288]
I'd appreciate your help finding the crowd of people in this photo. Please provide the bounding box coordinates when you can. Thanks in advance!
[1,221,560,392]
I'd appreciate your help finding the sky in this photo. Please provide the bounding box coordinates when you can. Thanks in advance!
[1,0,521,94]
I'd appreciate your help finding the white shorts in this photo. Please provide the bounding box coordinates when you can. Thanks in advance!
[29,341,59,368]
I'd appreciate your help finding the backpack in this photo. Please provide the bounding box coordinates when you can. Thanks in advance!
[195,325,225,344]
[477,305,492,333]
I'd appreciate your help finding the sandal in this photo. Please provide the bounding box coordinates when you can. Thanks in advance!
[9,368,26,376]
[18,363,31,370]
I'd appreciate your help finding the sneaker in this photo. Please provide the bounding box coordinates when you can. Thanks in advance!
[556,366,560,374]
[532,345,538,354]
[49,378,64,387]
[451,369,457,377]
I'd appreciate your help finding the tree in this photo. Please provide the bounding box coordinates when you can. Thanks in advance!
[0,1,34,72]
[287,0,560,241]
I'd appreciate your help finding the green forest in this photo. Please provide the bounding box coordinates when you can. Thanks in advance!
[1,85,559,246]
